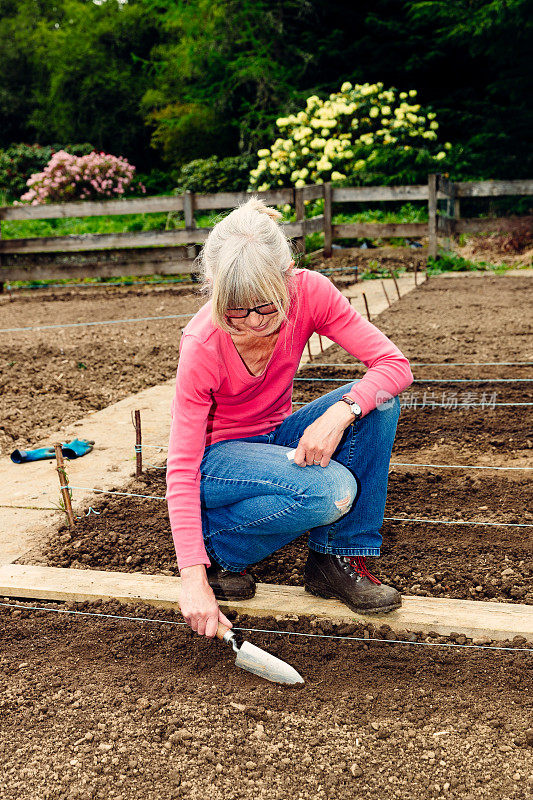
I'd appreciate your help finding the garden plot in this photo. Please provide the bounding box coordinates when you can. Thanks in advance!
[0,284,204,457]
[2,271,532,800]
[32,273,532,605]
[1,601,532,800]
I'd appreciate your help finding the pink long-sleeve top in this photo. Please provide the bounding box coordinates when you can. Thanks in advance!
[166,267,413,570]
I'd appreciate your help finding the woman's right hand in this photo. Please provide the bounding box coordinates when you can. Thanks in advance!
[179,565,233,638]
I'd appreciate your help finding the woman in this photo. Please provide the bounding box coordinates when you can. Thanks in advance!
[166,197,413,638]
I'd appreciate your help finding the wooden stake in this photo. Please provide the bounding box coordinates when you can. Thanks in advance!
[133,409,142,477]
[306,340,313,361]
[318,334,324,353]
[54,444,75,529]
[381,280,392,307]
[362,292,371,321]
[390,270,401,300]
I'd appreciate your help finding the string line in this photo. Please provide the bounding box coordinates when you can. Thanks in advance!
[62,486,532,527]
[0,312,195,333]
[389,462,532,471]
[140,445,532,471]
[293,401,532,407]
[294,377,533,384]
[1,602,530,654]
[135,444,533,470]
[300,361,533,367]
[5,277,193,292]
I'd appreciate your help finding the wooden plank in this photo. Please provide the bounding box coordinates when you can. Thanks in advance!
[455,179,533,198]
[0,258,195,282]
[0,227,213,254]
[0,243,189,269]
[194,188,293,209]
[302,184,324,201]
[0,188,294,221]
[0,195,184,221]
[1,215,306,255]
[332,222,428,238]
[333,185,428,202]
[303,214,324,235]
[455,215,533,234]
[2,180,530,223]
[0,564,531,642]
[323,245,428,258]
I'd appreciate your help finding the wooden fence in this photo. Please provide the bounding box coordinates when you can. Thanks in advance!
[0,175,531,286]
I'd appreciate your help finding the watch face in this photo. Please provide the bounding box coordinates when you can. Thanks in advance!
[342,396,361,415]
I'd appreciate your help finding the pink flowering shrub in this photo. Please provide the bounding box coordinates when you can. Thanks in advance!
[17,150,146,205]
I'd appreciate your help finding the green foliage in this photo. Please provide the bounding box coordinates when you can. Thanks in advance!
[0,0,160,166]
[146,102,224,168]
[2,213,172,240]
[174,154,255,193]
[140,0,316,160]
[134,169,176,196]
[250,82,451,189]
[364,0,532,179]
[0,0,530,182]
[3,208,222,240]
[427,252,509,275]
[0,142,94,202]
[332,202,428,224]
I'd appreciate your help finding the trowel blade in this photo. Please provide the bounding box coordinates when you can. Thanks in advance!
[234,640,304,684]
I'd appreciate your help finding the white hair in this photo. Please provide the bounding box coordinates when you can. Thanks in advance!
[195,196,298,333]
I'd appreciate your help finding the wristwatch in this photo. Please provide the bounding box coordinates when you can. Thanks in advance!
[340,394,362,423]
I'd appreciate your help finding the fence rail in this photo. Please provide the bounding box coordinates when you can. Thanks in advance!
[0,176,531,286]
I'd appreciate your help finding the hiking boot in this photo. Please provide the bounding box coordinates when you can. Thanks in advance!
[206,559,256,601]
[304,550,401,614]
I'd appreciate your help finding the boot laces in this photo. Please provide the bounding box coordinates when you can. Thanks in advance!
[344,556,381,585]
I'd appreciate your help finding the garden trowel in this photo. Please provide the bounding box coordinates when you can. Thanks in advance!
[216,623,304,684]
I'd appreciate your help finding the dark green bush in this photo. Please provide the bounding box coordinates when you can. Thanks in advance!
[134,169,176,197]
[174,155,256,194]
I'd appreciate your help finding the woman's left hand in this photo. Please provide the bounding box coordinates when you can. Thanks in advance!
[292,401,356,467]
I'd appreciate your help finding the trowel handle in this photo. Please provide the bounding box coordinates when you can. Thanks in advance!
[216,622,232,641]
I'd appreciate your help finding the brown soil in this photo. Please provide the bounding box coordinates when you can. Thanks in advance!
[0,284,205,457]
[33,274,533,604]
[1,601,532,800]
[3,272,533,799]
[40,464,533,605]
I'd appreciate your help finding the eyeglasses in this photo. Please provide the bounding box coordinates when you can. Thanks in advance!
[225,302,278,319]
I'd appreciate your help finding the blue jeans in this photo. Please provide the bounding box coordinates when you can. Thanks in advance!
[199,381,401,572]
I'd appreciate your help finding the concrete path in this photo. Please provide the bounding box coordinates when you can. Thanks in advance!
[1,273,420,565]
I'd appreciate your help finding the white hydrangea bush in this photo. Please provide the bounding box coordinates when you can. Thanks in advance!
[249,82,452,190]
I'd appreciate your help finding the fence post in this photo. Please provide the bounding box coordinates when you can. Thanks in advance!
[439,175,456,254]
[294,186,306,255]
[428,173,439,260]
[0,216,3,294]
[183,191,197,275]
[323,182,333,258]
